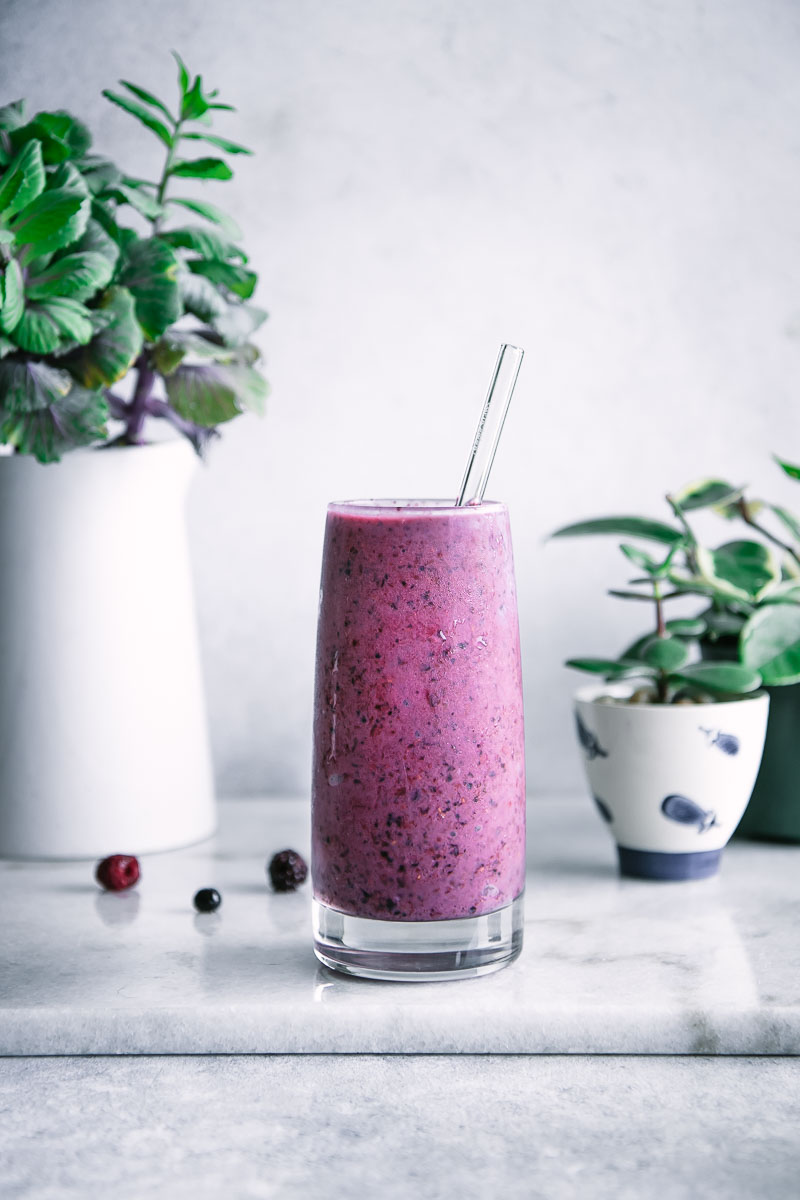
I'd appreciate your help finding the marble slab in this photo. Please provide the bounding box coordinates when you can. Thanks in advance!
[1,797,799,1055]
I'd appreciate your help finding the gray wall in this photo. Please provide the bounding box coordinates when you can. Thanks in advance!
[4,0,800,796]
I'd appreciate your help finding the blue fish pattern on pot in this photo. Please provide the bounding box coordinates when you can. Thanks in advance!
[593,795,613,823]
[575,712,608,761]
[661,794,718,833]
[699,727,740,757]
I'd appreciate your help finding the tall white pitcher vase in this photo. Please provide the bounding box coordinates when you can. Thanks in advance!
[0,438,216,859]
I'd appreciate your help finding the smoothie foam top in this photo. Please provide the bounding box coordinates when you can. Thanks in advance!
[328,499,507,519]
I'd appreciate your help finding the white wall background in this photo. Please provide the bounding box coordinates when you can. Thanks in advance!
[3,0,800,796]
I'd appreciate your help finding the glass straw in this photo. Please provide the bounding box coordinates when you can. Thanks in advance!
[456,343,524,506]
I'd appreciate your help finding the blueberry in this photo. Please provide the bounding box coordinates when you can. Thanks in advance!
[193,887,222,913]
[268,850,308,892]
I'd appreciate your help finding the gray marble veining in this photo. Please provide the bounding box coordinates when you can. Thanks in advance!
[1,798,799,1055]
[2,1056,799,1200]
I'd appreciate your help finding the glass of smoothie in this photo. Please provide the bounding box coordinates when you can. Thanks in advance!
[311,497,526,980]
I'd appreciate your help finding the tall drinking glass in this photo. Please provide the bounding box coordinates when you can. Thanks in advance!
[311,499,526,980]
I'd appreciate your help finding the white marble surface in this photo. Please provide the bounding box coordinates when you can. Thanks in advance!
[2,1055,799,1200]
[2,797,799,1055]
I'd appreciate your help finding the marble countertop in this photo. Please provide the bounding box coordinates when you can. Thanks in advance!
[2,797,799,1055]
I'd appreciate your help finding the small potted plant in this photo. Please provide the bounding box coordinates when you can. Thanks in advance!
[0,55,267,858]
[666,467,800,842]
[551,511,769,880]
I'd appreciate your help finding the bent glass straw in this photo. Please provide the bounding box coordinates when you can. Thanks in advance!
[456,343,524,506]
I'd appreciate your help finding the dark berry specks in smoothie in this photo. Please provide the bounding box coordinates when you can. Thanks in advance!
[311,501,526,922]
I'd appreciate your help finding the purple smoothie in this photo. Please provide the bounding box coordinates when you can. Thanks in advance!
[311,500,526,922]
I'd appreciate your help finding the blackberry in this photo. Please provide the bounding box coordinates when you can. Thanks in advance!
[268,850,308,892]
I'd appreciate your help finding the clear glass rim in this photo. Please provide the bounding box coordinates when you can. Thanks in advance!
[327,498,506,514]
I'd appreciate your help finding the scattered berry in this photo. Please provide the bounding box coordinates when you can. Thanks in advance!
[194,887,222,913]
[268,849,308,892]
[95,854,140,892]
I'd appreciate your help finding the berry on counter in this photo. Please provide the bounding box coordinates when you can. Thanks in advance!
[268,850,308,892]
[193,887,222,913]
[95,854,140,892]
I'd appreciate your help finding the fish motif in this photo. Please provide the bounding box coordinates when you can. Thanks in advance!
[661,793,718,833]
[593,796,613,823]
[699,727,740,757]
[575,713,608,761]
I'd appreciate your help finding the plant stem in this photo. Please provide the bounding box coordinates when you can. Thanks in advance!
[656,670,670,704]
[124,355,156,443]
[653,578,666,637]
[153,118,182,234]
[736,498,800,570]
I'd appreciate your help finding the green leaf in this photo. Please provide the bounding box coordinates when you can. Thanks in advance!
[119,238,181,341]
[167,196,241,238]
[151,328,241,375]
[664,618,707,636]
[172,51,190,96]
[0,334,15,358]
[78,154,123,195]
[10,111,91,164]
[159,224,244,260]
[672,478,743,512]
[0,259,24,333]
[211,302,267,345]
[697,540,781,601]
[550,516,684,545]
[42,297,94,345]
[0,139,45,218]
[0,100,26,132]
[564,657,652,677]
[165,360,268,426]
[639,636,690,672]
[180,74,214,121]
[0,359,108,462]
[26,251,114,301]
[769,504,800,544]
[181,132,253,155]
[10,188,89,258]
[703,609,747,639]
[102,90,173,148]
[170,157,233,180]
[67,286,143,387]
[105,181,164,221]
[119,81,175,125]
[619,543,659,573]
[188,257,256,299]
[774,455,800,481]
[178,267,227,320]
[740,604,800,685]
[70,217,120,271]
[12,306,62,354]
[671,662,762,695]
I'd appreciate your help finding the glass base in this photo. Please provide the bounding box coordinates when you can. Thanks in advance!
[312,894,524,982]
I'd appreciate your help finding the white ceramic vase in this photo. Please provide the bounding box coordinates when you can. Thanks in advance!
[0,439,216,859]
[574,683,770,880]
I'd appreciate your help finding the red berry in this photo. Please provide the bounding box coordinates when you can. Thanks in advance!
[95,854,140,891]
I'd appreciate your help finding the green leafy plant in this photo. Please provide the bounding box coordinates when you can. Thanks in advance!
[0,53,267,462]
[550,503,765,703]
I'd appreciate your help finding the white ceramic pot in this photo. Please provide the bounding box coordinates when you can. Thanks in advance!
[574,683,770,880]
[0,439,216,859]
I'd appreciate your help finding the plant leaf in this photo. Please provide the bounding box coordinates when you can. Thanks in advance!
[105,181,165,221]
[70,217,120,271]
[181,132,252,155]
[172,51,190,96]
[639,636,690,672]
[212,302,267,345]
[170,157,233,180]
[0,100,26,132]
[178,267,227,320]
[671,662,762,694]
[0,139,45,218]
[697,540,781,601]
[665,617,707,636]
[10,188,89,258]
[165,360,268,426]
[740,604,800,685]
[159,224,244,260]
[0,359,108,462]
[67,286,143,387]
[0,259,24,333]
[12,305,62,354]
[769,504,800,543]
[774,455,800,481]
[78,154,123,194]
[119,237,181,341]
[564,657,653,676]
[10,111,91,164]
[119,81,175,125]
[550,516,684,545]
[167,196,241,238]
[672,478,743,512]
[188,257,256,299]
[102,91,173,148]
[619,543,658,573]
[26,251,114,301]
